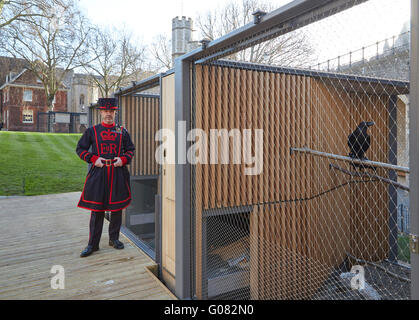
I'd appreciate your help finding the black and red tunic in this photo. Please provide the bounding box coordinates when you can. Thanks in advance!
[76,122,135,212]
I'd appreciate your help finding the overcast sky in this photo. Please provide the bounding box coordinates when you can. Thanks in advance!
[77,0,411,63]
[77,0,252,43]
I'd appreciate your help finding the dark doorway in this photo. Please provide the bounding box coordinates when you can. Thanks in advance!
[124,178,158,256]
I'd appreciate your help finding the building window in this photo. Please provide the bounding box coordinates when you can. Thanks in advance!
[79,94,85,112]
[23,90,33,102]
[22,109,33,123]
[3,90,9,103]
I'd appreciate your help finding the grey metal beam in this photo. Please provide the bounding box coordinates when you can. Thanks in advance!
[174,57,192,299]
[115,73,161,96]
[291,147,410,173]
[410,0,419,301]
[208,59,409,92]
[180,0,367,63]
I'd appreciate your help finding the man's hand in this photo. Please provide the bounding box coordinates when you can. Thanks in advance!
[94,157,106,168]
[113,157,123,167]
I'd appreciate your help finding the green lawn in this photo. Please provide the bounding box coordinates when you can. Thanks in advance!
[398,234,411,263]
[0,131,87,196]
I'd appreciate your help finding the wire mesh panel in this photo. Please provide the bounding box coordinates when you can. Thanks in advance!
[189,0,411,300]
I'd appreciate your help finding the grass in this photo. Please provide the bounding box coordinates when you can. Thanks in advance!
[0,131,87,196]
[398,234,410,263]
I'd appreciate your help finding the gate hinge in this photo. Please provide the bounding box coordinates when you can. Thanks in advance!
[410,234,419,254]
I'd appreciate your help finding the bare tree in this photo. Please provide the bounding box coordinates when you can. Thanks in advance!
[1,0,92,110]
[196,0,315,67]
[82,26,146,97]
[149,34,172,72]
[0,0,48,28]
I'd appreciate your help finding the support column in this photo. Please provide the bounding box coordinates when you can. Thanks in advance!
[410,0,419,300]
[174,57,192,299]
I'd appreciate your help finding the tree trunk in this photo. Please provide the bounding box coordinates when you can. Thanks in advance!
[47,99,54,133]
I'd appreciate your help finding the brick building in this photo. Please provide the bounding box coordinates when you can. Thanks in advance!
[0,52,158,132]
[0,63,68,132]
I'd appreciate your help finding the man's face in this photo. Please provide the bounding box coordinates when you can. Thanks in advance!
[100,110,116,124]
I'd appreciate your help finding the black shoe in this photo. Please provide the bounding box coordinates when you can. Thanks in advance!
[109,239,124,249]
[80,245,99,257]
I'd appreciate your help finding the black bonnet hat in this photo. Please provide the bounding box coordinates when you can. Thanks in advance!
[97,98,118,110]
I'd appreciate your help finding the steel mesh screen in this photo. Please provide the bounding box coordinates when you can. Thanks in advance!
[190,0,411,300]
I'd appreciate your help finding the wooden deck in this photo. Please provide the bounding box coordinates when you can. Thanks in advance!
[0,192,176,300]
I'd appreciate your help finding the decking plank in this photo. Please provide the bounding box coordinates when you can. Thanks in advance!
[0,192,175,300]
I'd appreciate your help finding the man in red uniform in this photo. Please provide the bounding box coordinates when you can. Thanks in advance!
[76,98,135,257]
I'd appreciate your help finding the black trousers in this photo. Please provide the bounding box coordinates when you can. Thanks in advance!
[88,210,122,247]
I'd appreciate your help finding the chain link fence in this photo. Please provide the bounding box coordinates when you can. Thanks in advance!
[188,0,412,300]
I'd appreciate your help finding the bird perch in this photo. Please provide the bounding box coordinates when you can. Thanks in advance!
[290,147,410,174]
[329,163,410,191]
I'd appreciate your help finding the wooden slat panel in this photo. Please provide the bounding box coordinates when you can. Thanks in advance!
[155,97,159,175]
[119,95,160,177]
[195,64,204,299]
[202,65,210,210]
[135,96,139,176]
[208,67,216,208]
[129,96,134,175]
[222,68,231,207]
[140,96,145,175]
[144,97,149,175]
[194,64,392,299]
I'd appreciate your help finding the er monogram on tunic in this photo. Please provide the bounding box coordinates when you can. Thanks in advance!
[76,122,135,212]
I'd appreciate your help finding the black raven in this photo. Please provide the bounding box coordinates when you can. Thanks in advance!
[348,121,375,170]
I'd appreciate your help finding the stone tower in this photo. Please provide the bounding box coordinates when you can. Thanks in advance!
[172,16,199,64]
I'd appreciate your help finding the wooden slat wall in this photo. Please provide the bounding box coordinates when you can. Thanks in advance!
[347,93,390,261]
[194,64,393,299]
[120,95,160,177]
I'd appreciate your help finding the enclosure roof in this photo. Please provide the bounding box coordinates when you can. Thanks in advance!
[114,69,174,97]
[209,59,410,96]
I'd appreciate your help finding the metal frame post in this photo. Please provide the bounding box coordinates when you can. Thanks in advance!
[410,0,419,300]
[156,74,163,279]
[174,57,192,299]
